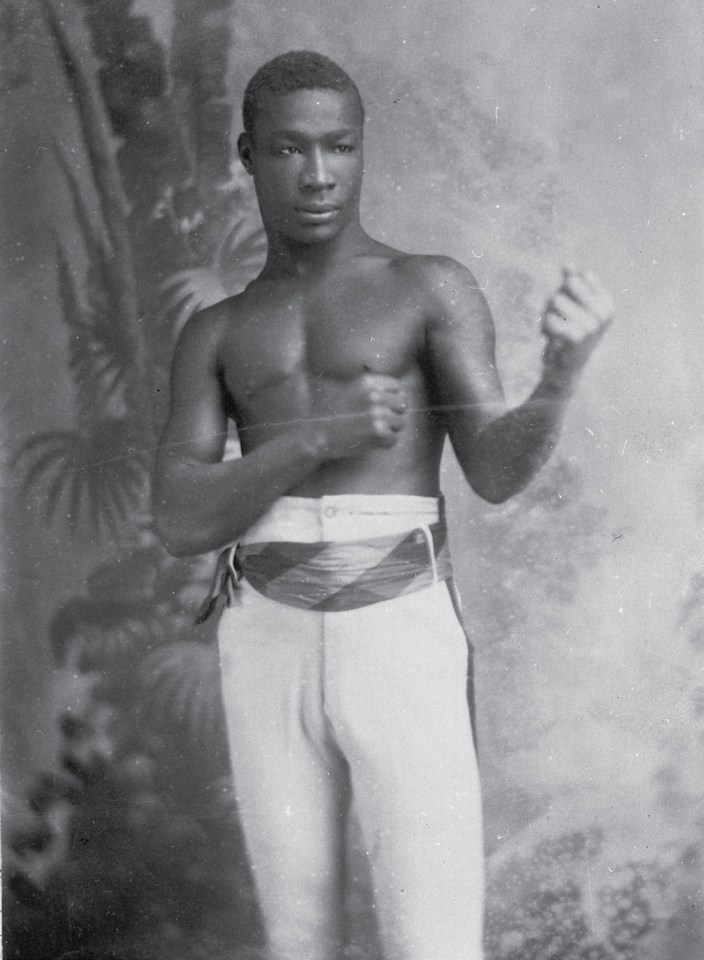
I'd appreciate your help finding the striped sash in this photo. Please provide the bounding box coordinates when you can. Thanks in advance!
[196,519,451,621]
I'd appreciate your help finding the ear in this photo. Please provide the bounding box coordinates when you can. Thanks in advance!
[238,133,254,175]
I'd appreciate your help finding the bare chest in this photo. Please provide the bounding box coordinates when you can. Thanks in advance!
[219,281,427,424]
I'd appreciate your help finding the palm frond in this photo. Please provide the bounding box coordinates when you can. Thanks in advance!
[17,432,78,496]
[138,641,224,746]
[54,147,140,415]
[159,215,266,333]
[219,220,267,268]
[102,471,131,526]
[78,617,165,674]
[159,268,229,333]
[55,243,136,414]
[67,462,86,533]
[50,596,168,671]
[87,545,163,605]
[16,418,148,538]
[46,456,81,528]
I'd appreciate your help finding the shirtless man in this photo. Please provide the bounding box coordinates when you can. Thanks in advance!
[154,51,614,960]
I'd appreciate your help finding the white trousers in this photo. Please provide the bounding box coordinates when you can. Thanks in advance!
[218,496,484,960]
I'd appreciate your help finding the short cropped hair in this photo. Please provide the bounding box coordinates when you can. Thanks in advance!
[242,50,365,141]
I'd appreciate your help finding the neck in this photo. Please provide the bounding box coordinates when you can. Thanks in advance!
[262,219,371,279]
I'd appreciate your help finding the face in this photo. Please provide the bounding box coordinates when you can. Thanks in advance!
[239,87,364,245]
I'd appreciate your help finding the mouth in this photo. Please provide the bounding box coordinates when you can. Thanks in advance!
[296,205,339,223]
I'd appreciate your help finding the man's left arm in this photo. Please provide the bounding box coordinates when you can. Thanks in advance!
[424,259,614,503]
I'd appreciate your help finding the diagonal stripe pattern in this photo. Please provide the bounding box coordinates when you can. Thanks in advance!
[196,519,452,621]
[237,520,451,611]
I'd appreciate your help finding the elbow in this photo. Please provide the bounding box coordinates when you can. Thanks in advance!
[152,499,195,558]
[153,497,227,557]
[452,434,521,506]
[472,484,516,505]
[465,468,526,505]
[160,536,194,559]
[153,516,188,558]
[476,488,513,505]
[152,470,199,556]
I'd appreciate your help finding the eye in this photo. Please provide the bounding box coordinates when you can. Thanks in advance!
[277,145,301,155]
[333,144,355,154]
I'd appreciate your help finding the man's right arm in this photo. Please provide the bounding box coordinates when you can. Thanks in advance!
[153,309,406,556]
[152,310,323,555]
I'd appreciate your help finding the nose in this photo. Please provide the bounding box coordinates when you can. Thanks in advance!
[301,147,334,192]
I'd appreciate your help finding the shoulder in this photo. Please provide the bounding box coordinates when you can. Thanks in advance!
[393,254,493,333]
[173,292,248,369]
[408,254,482,297]
[355,241,476,295]
[388,253,484,303]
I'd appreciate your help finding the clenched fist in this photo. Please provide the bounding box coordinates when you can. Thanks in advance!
[542,267,614,380]
[311,372,407,460]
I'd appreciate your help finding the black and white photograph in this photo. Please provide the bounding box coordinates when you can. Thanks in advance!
[1,1,702,958]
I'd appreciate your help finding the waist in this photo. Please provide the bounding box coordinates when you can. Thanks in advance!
[238,512,450,613]
[240,494,443,545]
[195,495,448,622]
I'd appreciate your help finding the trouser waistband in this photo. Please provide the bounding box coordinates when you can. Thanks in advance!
[237,520,451,613]
[196,495,448,623]
[240,494,443,544]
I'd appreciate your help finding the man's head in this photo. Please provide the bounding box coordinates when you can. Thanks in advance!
[238,52,366,246]
[242,50,364,144]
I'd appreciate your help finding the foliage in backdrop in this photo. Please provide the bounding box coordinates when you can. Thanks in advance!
[4,1,266,956]
[2,1,703,958]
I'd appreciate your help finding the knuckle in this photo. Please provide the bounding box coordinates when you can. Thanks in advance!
[372,414,385,434]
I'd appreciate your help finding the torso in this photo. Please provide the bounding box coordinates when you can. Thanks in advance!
[214,248,447,497]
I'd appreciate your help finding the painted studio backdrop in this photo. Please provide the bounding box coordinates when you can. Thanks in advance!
[1,0,703,957]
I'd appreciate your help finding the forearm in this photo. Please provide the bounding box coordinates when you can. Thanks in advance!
[455,372,577,503]
[426,260,613,504]
[154,426,325,556]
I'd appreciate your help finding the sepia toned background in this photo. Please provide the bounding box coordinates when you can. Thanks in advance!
[1,0,703,957]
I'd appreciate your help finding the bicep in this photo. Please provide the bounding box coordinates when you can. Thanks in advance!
[156,316,228,476]
[424,260,506,443]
